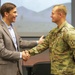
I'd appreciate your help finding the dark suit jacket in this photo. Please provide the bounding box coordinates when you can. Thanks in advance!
[0,20,37,75]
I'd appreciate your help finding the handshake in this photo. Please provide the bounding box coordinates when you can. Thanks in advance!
[22,50,30,61]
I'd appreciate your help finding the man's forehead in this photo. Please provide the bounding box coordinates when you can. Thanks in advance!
[52,7,58,13]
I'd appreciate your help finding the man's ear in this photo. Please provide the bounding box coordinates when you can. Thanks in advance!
[59,12,62,16]
[4,12,9,17]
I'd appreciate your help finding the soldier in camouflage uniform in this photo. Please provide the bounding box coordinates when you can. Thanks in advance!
[26,4,75,75]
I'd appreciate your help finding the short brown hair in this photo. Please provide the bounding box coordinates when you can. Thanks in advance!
[0,2,16,17]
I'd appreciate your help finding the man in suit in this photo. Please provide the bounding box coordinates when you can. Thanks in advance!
[26,4,75,75]
[0,2,44,75]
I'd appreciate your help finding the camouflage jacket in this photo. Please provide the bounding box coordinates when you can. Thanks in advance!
[29,21,75,75]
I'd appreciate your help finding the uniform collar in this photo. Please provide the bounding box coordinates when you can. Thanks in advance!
[54,21,67,33]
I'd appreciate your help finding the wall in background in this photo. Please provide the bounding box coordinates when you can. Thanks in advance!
[0,0,71,37]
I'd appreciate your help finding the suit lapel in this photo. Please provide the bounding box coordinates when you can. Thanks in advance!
[1,21,13,39]
[0,21,17,49]
[12,26,19,51]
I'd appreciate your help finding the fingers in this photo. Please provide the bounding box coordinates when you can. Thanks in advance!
[22,50,30,61]
[40,35,44,39]
[25,50,30,58]
[38,35,44,44]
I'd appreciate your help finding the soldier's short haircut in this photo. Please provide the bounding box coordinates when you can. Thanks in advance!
[53,4,67,16]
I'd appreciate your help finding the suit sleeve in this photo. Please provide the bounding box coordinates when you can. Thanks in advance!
[13,26,37,49]
[19,37,37,48]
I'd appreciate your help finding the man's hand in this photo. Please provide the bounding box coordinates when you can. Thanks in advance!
[38,35,44,44]
[22,50,30,61]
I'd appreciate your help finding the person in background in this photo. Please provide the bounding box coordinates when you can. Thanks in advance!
[26,4,75,75]
[0,2,44,75]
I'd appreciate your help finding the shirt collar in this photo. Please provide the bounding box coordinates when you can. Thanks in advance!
[2,19,13,29]
[57,21,67,29]
[54,21,67,33]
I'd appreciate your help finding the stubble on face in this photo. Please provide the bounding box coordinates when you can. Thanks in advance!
[8,8,17,24]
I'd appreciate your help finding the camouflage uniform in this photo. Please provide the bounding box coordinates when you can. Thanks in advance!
[29,21,75,75]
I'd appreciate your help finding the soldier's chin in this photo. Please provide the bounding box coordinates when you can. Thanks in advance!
[52,20,55,22]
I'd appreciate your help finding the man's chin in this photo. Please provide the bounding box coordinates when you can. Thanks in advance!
[52,20,55,22]
[12,20,16,23]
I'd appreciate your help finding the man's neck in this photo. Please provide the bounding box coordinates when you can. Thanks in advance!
[57,19,66,28]
[2,18,11,26]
